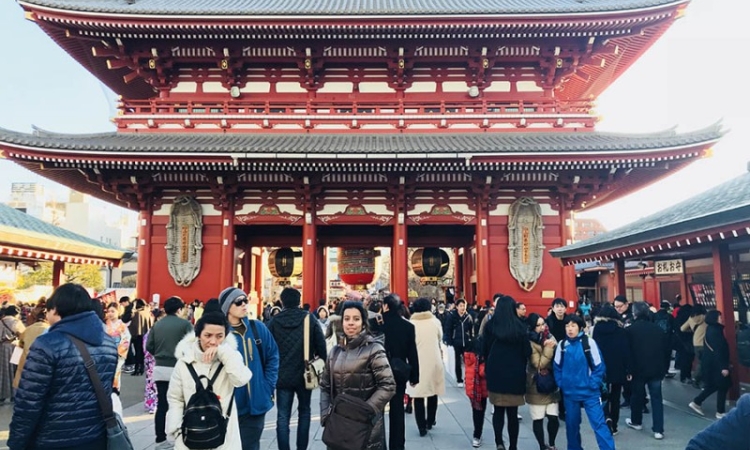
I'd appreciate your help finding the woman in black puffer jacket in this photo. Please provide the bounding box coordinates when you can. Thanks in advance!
[592,304,631,435]
[8,283,118,450]
[689,310,731,418]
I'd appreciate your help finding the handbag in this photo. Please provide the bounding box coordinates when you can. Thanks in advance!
[66,334,135,450]
[533,346,558,394]
[390,357,411,384]
[322,349,375,450]
[303,315,325,390]
[10,345,23,365]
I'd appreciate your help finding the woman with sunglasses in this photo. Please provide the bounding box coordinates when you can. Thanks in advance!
[525,313,560,450]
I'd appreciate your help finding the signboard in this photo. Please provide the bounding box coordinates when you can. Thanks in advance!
[654,259,684,276]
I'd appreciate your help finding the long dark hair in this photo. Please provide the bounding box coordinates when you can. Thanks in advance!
[488,295,526,343]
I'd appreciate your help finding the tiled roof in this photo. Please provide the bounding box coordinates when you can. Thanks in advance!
[551,168,750,259]
[0,202,126,254]
[20,0,686,16]
[0,124,723,156]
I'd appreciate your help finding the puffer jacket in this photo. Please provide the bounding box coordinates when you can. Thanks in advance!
[320,332,396,450]
[267,308,327,389]
[8,311,118,450]
[526,336,560,405]
[553,332,606,401]
[592,317,630,384]
[167,334,252,450]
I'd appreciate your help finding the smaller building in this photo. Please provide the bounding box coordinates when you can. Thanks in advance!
[573,218,608,243]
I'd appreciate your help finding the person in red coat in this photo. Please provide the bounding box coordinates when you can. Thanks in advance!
[464,346,488,448]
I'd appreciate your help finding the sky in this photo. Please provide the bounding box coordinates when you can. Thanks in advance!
[0,0,747,231]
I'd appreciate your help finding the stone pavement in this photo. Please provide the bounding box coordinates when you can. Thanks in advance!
[0,349,747,450]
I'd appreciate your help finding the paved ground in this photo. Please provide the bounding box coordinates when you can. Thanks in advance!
[0,349,747,450]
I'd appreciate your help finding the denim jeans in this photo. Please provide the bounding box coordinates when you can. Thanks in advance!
[630,377,664,433]
[276,386,312,450]
[238,413,266,450]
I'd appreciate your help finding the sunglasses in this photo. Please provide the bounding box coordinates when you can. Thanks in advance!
[233,298,249,306]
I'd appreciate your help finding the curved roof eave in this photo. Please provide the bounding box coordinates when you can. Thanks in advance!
[18,0,690,20]
[550,169,750,260]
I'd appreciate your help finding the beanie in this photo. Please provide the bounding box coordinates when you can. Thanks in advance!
[218,287,247,316]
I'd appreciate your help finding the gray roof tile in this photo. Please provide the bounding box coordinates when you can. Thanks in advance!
[21,0,685,16]
[0,202,127,254]
[551,168,750,259]
[0,124,724,155]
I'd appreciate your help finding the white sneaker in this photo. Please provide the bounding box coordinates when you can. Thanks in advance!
[715,412,727,419]
[155,441,174,450]
[457,382,464,388]
[625,418,642,431]
[689,402,705,416]
[472,437,482,447]
[654,432,664,440]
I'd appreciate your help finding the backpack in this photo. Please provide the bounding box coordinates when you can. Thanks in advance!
[654,312,673,336]
[181,362,233,450]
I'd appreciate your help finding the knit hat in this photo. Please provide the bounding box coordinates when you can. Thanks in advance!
[218,287,247,316]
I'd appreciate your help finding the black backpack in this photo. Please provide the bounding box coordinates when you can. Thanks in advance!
[181,362,234,449]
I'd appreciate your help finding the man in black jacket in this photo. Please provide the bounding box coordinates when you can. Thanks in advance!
[625,301,669,440]
[381,293,420,450]
[267,287,327,450]
[445,298,474,386]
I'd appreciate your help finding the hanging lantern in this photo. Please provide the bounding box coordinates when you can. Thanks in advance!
[411,247,450,285]
[337,248,376,289]
[268,247,302,285]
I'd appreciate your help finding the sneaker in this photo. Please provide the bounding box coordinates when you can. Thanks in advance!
[625,419,642,431]
[472,437,482,448]
[654,432,664,440]
[517,413,523,421]
[689,401,705,416]
[606,418,615,435]
[715,412,727,419]
[155,441,175,450]
[457,382,464,388]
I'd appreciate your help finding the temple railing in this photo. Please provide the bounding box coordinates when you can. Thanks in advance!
[114,98,597,131]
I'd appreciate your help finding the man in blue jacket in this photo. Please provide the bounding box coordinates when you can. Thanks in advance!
[220,287,280,450]
[553,314,615,450]
[8,283,118,450]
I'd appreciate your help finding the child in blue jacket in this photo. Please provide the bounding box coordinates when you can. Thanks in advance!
[553,314,615,450]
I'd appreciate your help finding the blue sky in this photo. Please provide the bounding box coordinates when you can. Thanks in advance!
[0,0,746,230]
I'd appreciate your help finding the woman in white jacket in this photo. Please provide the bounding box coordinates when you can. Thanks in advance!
[167,312,252,450]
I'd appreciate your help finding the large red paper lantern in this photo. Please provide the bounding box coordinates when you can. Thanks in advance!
[337,248,376,288]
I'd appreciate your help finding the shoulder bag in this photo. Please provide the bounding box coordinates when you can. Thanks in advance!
[533,344,558,394]
[322,348,375,450]
[67,334,134,450]
[304,315,325,389]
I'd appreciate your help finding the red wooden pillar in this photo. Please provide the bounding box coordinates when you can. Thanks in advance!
[475,204,490,305]
[136,207,152,301]
[302,211,317,305]
[314,244,325,305]
[51,260,65,288]
[463,246,473,302]
[392,212,408,298]
[253,250,263,304]
[559,205,577,302]
[242,249,252,295]
[613,259,626,299]
[454,248,463,298]
[713,243,740,400]
[219,200,235,288]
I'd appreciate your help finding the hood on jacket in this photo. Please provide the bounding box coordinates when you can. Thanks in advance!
[174,332,239,364]
[410,311,434,321]
[269,308,308,328]
[49,311,108,346]
[592,318,621,335]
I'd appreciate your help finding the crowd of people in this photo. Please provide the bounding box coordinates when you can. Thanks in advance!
[1,284,749,450]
